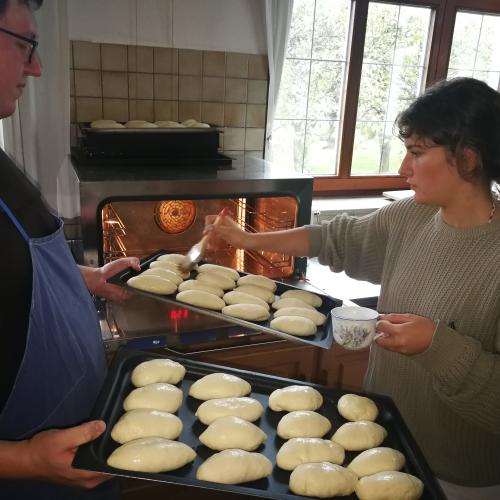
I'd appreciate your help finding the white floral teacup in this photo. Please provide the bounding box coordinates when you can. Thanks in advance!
[331,306,379,350]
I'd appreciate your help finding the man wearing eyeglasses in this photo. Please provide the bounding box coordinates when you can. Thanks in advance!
[0,2,137,499]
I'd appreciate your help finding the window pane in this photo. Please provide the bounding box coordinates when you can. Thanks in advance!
[275,59,310,119]
[448,11,500,90]
[313,0,350,61]
[287,0,314,59]
[352,3,431,176]
[308,61,344,120]
[304,120,339,175]
[270,120,306,173]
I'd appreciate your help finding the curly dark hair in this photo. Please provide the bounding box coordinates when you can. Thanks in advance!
[0,0,43,16]
[396,77,500,185]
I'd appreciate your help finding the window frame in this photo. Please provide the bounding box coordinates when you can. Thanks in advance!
[308,0,500,194]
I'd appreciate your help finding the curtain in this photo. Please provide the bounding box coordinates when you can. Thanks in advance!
[264,0,293,162]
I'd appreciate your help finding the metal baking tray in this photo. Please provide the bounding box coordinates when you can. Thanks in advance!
[107,251,342,350]
[73,348,446,500]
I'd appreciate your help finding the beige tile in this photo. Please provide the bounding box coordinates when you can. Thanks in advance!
[75,97,102,122]
[129,100,154,121]
[247,79,268,104]
[201,102,224,126]
[70,97,75,123]
[225,78,247,103]
[154,47,178,74]
[223,128,245,151]
[133,73,154,99]
[154,74,178,100]
[73,41,100,70]
[179,75,202,101]
[226,53,248,78]
[203,51,225,76]
[137,46,154,73]
[179,49,202,75]
[74,70,101,97]
[178,101,201,122]
[248,55,268,79]
[128,46,137,71]
[154,100,178,121]
[202,77,224,102]
[69,69,75,96]
[246,104,266,128]
[245,128,265,150]
[224,103,246,127]
[102,71,128,98]
[101,44,128,71]
[103,98,128,122]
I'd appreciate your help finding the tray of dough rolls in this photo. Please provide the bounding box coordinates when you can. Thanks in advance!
[73,348,445,500]
[107,251,343,349]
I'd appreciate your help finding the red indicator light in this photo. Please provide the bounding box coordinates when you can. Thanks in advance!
[170,308,190,320]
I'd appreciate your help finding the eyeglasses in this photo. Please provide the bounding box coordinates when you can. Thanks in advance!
[0,26,38,63]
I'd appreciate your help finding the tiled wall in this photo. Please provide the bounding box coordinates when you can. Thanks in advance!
[70,41,269,157]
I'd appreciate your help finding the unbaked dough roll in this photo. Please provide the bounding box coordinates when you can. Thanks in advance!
[277,410,331,439]
[111,409,182,444]
[149,260,190,279]
[142,267,183,285]
[125,120,157,128]
[332,420,387,451]
[178,279,224,298]
[280,289,323,307]
[272,297,315,310]
[90,119,125,129]
[337,393,379,422]
[222,303,270,321]
[276,438,345,470]
[157,253,187,265]
[355,471,424,500]
[270,316,317,337]
[196,272,236,291]
[176,289,225,310]
[107,437,195,473]
[289,462,357,498]
[223,290,269,310]
[127,274,177,295]
[273,306,326,326]
[348,447,405,477]
[236,274,277,292]
[131,358,186,387]
[269,385,323,412]
[189,372,251,400]
[197,263,240,282]
[154,120,184,128]
[199,415,267,451]
[195,397,264,425]
[123,383,183,413]
[235,285,275,304]
[196,449,272,484]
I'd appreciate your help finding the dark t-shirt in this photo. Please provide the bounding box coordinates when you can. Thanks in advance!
[0,149,58,410]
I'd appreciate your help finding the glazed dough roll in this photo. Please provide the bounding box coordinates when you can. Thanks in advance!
[269,385,323,412]
[348,447,405,477]
[123,383,183,413]
[127,275,177,295]
[148,260,190,279]
[235,285,275,303]
[142,267,183,285]
[277,410,331,439]
[189,372,251,400]
[280,289,323,307]
[273,306,327,326]
[131,358,186,387]
[337,393,379,422]
[332,420,387,451]
[272,297,315,310]
[270,316,317,337]
[355,471,424,500]
[176,289,226,310]
[223,290,270,310]
[197,263,240,282]
[276,437,345,470]
[178,279,224,297]
[222,303,270,321]
[236,274,277,292]
[196,272,236,291]
[195,397,264,425]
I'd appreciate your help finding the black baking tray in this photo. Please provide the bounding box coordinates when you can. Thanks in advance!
[107,251,342,349]
[73,348,446,500]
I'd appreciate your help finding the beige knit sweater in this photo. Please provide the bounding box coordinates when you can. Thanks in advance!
[307,196,500,486]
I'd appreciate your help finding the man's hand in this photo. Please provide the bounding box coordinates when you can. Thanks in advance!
[375,313,436,355]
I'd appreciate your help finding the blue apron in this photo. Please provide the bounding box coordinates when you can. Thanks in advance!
[0,198,119,499]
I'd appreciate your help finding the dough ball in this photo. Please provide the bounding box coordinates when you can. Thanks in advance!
[90,119,125,129]
[149,260,190,279]
[332,420,387,451]
[222,303,270,321]
[289,462,357,498]
[182,119,199,127]
[192,121,210,128]
[127,275,177,295]
[177,279,224,297]
[196,449,272,484]
[337,393,379,422]
[272,297,315,310]
[196,397,263,425]
[125,120,157,128]
[189,372,251,400]
[269,385,323,412]
[235,285,275,304]
[276,437,345,470]
[131,358,186,387]
[277,410,331,439]
[157,253,188,265]
[196,272,236,291]
[223,290,269,310]
[348,447,405,477]
[197,263,240,282]
[236,274,277,292]
[107,437,195,473]
[176,289,226,310]
[154,120,184,128]
[270,316,317,337]
[280,289,323,307]
[199,415,267,451]
[111,409,182,444]
[123,383,183,413]
[142,267,183,285]
[273,306,326,326]
[355,471,424,500]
